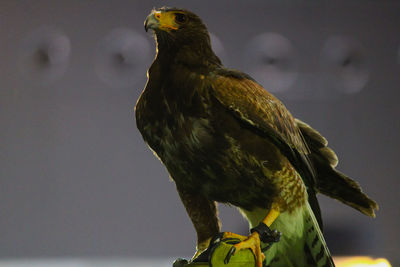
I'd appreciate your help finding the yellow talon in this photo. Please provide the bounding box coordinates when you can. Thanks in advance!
[191,237,212,261]
[222,231,248,241]
[223,232,265,267]
[234,232,265,267]
[224,206,281,266]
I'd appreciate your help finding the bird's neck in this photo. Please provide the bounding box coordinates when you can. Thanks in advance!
[154,35,221,69]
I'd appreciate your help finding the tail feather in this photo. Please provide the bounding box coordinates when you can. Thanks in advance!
[314,163,378,217]
[296,119,378,217]
[303,203,335,267]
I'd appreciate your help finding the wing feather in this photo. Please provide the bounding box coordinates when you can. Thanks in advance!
[211,74,308,155]
[210,71,315,179]
[209,71,324,227]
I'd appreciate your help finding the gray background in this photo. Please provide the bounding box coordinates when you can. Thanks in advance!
[0,0,399,265]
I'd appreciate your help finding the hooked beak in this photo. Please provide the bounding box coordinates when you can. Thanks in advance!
[144,13,159,32]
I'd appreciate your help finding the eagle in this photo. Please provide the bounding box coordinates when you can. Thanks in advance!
[135,7,378,267]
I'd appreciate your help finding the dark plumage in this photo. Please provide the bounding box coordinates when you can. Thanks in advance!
[135,7,378,267]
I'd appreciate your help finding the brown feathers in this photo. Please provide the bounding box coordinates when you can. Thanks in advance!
[136,8,378,255]
[296,119,378,217]
[212,76,309,155]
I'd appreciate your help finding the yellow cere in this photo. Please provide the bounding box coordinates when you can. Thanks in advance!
[153,11,178,31]
[334,256,392,267]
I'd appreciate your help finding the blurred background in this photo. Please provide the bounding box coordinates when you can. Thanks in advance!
[0,0,399,266]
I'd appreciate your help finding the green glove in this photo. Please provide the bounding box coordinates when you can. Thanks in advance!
[173,235,256,267]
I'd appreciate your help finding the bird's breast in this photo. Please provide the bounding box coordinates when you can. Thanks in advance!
[139,105,215,165]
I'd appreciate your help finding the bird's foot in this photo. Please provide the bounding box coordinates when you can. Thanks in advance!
[223,232,265,267]
[191,237,212,261]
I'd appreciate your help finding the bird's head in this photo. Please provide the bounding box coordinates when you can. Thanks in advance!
[144,7,218,62]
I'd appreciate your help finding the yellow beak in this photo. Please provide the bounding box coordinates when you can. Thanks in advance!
[144,10,178,32]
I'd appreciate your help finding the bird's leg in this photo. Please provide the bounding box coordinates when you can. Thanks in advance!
[262,207,280,226]
[224,206,281,267]
[176,187,221,262]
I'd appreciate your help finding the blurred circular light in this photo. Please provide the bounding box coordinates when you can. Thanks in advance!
[321,36,369,94]
[17,26,71,85]
[95,28,150,88]
[244,32,298,93]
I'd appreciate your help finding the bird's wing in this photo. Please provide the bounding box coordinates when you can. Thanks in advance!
[209,70,323,225]
[209,70,313,179]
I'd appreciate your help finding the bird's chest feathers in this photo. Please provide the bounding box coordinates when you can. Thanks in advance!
[141,65,212,153]
[151,114,213,159]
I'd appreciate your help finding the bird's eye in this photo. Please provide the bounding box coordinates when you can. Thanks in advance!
[174,13,187,24]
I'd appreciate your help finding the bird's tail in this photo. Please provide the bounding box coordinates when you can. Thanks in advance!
[263,203,335,267]
[302,203,335,267]
[314,162,378,217]
[296,119,378,217]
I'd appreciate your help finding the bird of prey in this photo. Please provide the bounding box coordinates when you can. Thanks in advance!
[135,7,378,267]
